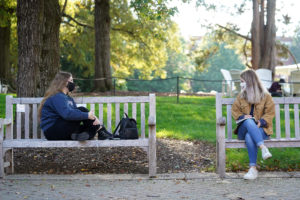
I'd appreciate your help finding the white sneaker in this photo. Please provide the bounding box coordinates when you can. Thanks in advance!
[262,147,272,160]
[243,167,258,180]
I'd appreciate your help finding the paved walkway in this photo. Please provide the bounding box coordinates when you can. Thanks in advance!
[1,172,300,200]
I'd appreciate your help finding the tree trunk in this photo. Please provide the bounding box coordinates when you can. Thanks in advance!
[251,0,276,74]
[251,0,260,70]
[17,0,44,97]
[94,0,112,92]
[261,0,276,72]
[0,21,10,83]
[38,0,61,96]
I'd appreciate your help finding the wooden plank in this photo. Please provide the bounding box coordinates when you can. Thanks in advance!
[141,103,145,138]
[25,105,30,139]
[5,95,13,139]
[225,138,300,148]
[124,103,128,115]
[32,104,38,139]
[115,103,120,127]
[132,103,136,120]
[99,104,103,125]
[107,103,112,132]
[16,112,21,139]
[12,97,43,104]
[41,130,45,139]
[226,105,232,139]
[90,104,95,114]
[275,104,281,139]
[148,94,156,177]
[221,98,235,105]
[11,96,151,104]
[3,139,149,148]
[284,104,291,139]
[73,96,150,104]
[294,104,300,138]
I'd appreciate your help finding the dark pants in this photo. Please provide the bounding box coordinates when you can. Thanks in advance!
[44,107,100,140]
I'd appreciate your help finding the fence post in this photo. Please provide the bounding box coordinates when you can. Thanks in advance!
[177,76,179,103]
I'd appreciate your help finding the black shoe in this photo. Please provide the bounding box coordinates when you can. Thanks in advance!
[71,132,90,141]
[98,126,113,140]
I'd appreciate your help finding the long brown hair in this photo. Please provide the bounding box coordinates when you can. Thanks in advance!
[240,69,267,104]
[38,71,72,120]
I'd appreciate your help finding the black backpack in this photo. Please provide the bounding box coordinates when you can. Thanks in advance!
[113,113,139,139]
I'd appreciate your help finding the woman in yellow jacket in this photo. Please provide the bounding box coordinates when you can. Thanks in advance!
[232,69,275,180]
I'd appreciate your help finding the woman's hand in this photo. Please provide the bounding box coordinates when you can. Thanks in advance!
[88,111,96,120]
[257,120,261,128]
[244,115,252,119]
[93,117,100,126]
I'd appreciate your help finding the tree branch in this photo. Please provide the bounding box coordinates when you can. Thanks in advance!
[61,0,68,16]
[216,24,251,41]
[62,13,94,29]
[280,45,299,69]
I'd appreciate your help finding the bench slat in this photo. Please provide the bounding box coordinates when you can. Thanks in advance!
[132,103,136,120]
[5,96,13,139]
[115,103,120,127]
[275,104,281,139]
[124,103,128,115]
[294,104,300,138]
[141,103,145,138]
[99,104,103,125]
[17,112,21,139]
[12,96,150,104]
[107,103,112,132]
[25,105,30,139]
[3,139,149,148]
[284,104,291,138]
[32,104,38,139]
[90,104,95,115]
[225,138,300,148]
[226,105,232,139]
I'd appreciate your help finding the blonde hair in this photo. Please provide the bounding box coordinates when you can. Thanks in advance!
[38,71,72,120]
[240,69,267,104]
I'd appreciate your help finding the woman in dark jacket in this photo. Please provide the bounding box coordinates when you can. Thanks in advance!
[38,71,112,141]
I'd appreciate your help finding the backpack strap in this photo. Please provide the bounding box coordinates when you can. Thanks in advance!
[113,119,122,136]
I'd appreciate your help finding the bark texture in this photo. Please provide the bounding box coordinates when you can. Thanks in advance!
[17,0,44,97]
[17,0,61,97]
[94,0,112,92]
[251,0,276,73]
[0,21,11,83]
[38,0,61,96]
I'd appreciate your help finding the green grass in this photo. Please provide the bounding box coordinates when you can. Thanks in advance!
[1,94,299,171]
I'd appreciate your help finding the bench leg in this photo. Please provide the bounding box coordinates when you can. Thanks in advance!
[148,125,156,178]
[216,124,226,178]
[4,148,14,175]
[0,141,4,178]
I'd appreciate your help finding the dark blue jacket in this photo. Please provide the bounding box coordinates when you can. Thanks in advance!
[40,92,88,132]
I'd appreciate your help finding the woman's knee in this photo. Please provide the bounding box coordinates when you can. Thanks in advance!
[243,118,256,127]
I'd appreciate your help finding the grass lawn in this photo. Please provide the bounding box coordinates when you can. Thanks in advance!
[0,93,299,171]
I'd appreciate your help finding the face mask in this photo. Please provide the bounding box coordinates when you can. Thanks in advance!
[240,82,246,90]
[67,81,75,92]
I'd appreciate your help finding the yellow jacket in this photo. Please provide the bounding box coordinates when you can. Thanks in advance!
[231,93,275,135]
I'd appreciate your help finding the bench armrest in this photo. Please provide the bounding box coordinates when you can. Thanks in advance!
[148,116,156,126]
[0,118,12,128]
[217,117,226,126]
[0,118,12,141]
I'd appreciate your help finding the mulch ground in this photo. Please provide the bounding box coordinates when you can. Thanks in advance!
[13,138,216,174]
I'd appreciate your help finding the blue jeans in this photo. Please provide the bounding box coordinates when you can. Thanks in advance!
[237,119,269,166]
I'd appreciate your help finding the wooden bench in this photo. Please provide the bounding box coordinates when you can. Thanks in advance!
[216,93,300,178]
[0,94,156,178]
